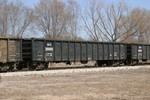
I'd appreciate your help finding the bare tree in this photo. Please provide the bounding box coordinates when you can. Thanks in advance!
[33,0,81,40]
[8,1,34,38]
[34,0,66,39]
[0,0,34,38]
[83,1,150,43]
[82,0,103,41]
[144,11,150,43]
[98,2,130,42]
[0,0,9,36]
[65,0,81,40]
[83,1,131,42]
[121,8,150,43]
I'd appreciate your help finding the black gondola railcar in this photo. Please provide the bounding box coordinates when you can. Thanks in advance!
[126,43,150,64]
[22,38,127,70]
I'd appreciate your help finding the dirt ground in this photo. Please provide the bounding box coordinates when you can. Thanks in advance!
[0,68,150,100]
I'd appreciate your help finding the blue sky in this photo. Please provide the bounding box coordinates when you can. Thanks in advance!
[20,0,150,10]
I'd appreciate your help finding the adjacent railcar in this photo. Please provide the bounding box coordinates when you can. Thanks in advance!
[22,38,127,70]
[126,43,150,64]
[0,37,22,70]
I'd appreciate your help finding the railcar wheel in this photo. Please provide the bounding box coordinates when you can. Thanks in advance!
[124,60,131,65]
[16,66,23,70]
[16,63,24,70]
[44,63,49,69]
[29,65,36,71]
[66,61,71,65]
[28,62,36,71]
[8,65,14,71]
[135,60,139,65]
[106,61,113,66]
[81,61,88,64]
[97,61,103,66]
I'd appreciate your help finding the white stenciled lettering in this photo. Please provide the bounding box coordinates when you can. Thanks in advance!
[46,53,53,56]
[47,43,52,46]
[114,52,117,56]
[45,47,53,51]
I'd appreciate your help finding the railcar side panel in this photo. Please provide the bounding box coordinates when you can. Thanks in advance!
[55,42,61,61]
[32,41,44,61]
[75,43,80,61]
[147,46,150,59]
[8,40,22,62]
[109,44,113,60]
[0,39,22,63]
[45,41,54,61]
[69,42,75,61]
[88,43,92,60]
[137,45,142,59]
[132,45,138,59]
[104,44,109,60]
[93,43,98,60]
[120,44,126,59]
[142,45,147,60]
[62,42,68,61]
[114,44,120,60]
[81,43,87,61]
[0,40,7,63]
[98,44,103,60]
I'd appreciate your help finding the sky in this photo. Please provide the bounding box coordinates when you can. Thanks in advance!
[20,0,150,10]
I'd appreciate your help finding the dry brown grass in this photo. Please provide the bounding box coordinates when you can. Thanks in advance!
[0,75,1,83]
[0,67,150,100]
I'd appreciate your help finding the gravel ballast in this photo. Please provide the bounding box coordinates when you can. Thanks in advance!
[1,65,150,77]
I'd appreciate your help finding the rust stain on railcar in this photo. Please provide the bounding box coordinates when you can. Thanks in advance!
[0,40,7,63]
[0,39,21,63]
[8,40,21,62]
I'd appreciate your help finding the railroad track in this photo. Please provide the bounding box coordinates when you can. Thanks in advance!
[1,62,150,74]
[0,65,97,73]
[1,64,150,77]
